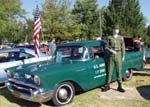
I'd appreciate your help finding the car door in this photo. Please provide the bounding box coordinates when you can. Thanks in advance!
[86,46,107,89]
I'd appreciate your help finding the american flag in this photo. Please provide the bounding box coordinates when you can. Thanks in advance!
[33,5,41,57]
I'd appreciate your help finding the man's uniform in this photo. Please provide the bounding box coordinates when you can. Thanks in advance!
[107,35,125,85]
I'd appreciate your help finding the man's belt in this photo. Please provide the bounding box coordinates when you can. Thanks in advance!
[115,49,121,51]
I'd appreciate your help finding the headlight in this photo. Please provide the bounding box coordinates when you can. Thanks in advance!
[25,74,31,79]
[5,70,12,78]
[16,65,23,70]
[33,75,40,86]
[14,72,20,78]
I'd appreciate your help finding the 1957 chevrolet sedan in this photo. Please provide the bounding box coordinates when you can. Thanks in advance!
[5,40,144,106]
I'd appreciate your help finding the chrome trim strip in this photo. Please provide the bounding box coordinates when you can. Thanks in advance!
[8,78,38,89]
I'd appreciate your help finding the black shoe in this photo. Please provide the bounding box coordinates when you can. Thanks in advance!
[103,84,110,92]
[117,86,125,92]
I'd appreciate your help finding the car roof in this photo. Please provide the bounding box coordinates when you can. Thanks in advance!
[0,48,47,57]
[58,40,106,47]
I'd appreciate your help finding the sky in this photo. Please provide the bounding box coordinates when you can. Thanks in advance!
[21,0,150,26]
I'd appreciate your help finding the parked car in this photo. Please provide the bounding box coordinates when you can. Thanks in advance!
[15,44,50,54]
[0,48,52,86]
[14,45,34,50]
[6,40,144,106]
[144,48,150,63]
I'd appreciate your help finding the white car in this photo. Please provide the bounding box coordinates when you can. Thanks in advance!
[0,48,52,85]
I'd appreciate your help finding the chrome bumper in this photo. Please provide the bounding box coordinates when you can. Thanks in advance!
[6,81,53,103]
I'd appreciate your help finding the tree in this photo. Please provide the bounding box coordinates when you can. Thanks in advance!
[40,0,80,41]
[72,0,99,40]
[125,0,146,37]
[98,6,108,38]
[0,0,26,44]
[104,0,146,37]
[145,25,150,43]
[23,18,34,44]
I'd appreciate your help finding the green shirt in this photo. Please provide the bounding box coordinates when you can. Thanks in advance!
[107,35,125,57]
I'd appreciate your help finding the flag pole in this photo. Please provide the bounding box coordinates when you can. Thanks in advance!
[41,28,45,43]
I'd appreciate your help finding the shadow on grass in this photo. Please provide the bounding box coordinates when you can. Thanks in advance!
[0,88,55,107]
[143,68,150,71]
[136,85,150,100]
[133,72,150,76]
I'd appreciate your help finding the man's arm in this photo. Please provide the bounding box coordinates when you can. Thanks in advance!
[106,36,117,55]
[121,36,125,61]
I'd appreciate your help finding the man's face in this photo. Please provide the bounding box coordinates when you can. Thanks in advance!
[113,28,119,34]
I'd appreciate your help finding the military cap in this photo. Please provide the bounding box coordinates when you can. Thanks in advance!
[113,24,119,29]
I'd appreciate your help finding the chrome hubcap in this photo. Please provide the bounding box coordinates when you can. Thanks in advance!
[58,88,68,100]
[126,70,130,77]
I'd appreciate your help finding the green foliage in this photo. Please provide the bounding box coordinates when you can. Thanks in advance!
[104,0,146,38]
[144,25,150,43]
[40,0,81,41]
[0,0,26,44]
[0,0,148,44]
[72,0,99,40]
[23,18,34,44]
[147,25,150,38]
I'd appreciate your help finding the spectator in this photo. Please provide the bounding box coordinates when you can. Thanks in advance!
[134,35,143,51]
[49,37,56,56]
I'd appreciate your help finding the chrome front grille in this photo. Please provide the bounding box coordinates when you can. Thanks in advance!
[8,79,38,96]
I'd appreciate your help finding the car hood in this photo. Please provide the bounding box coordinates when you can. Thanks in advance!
[9,62,49,76]
[9,61,71,78]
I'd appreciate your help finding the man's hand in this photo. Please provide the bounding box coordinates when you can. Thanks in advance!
[106,47,117,54]
[110,49,117,54]
[122,56,125,62]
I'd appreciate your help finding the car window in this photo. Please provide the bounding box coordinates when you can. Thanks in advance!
[0,52,19,62]
[72,47,84,59]
[88,48,94,59]
[56,46,84,62]
[0,52,9,63]
[19,52,34,59]
[0,51,35,63]
[91,46,105,58]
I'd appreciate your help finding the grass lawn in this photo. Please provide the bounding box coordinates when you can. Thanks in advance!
[0,65,150,107]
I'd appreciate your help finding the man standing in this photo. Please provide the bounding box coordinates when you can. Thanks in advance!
[49,37,56,56]
[105,25,125,92]
[134,35,143,51]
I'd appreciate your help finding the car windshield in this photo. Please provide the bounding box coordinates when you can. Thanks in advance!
[55,46,84,63]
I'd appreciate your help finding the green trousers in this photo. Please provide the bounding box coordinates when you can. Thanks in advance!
[107,51,122,83]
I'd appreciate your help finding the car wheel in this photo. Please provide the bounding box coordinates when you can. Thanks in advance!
[123,69,133,81]
[52,82,75,106]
